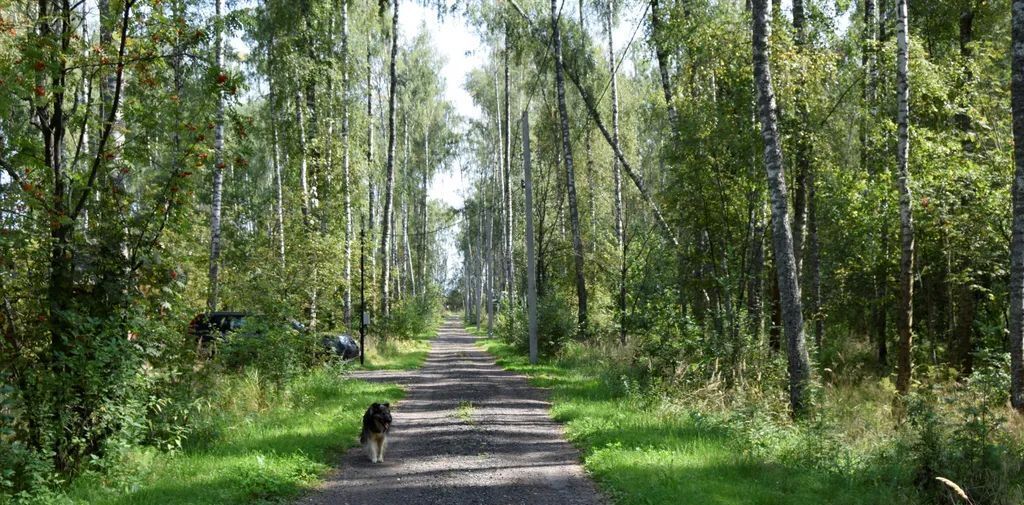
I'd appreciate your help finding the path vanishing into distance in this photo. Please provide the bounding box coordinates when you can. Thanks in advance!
[298,317,606,505]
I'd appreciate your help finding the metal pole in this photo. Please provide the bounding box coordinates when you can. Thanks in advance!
[360,214,367,365]
[523,111,538,365]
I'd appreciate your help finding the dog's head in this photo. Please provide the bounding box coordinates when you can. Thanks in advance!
[369,402,392,427]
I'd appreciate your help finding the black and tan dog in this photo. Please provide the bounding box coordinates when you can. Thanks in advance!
[360,402,392,463]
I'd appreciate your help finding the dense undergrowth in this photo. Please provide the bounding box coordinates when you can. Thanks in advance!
[1,299,440,505]
[477,305,1024,505]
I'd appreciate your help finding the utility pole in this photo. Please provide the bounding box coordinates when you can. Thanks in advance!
[523,111,538,365]
[360,214,367,366]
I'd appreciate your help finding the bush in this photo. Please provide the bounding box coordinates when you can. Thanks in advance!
[378,293,442,341]
[216,317,317,385]
[903,355,1024,505]
[496,294,574,357]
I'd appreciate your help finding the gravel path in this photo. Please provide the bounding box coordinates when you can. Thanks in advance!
[298,317,606,505]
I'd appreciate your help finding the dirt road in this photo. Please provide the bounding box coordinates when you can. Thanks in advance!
[298,317,605,505]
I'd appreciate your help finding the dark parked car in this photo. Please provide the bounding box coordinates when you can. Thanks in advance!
[190,312,359,359]
[189,311,249,345]
[321,334,360,360]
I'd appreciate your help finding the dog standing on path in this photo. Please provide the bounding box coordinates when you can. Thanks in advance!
[360,402,392,463]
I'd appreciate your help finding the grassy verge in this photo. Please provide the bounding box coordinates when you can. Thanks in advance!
[478,337,906,505]
[352,329,434,371]
[53,322,442,505]
[58,367,402,505]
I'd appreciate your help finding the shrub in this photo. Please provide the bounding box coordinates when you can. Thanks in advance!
[496,294,574,356]
[904,355,1024,505]
[378,293,442,342]
[216,317,317,385]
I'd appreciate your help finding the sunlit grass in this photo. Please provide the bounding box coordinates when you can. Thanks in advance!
[479,338,906,505]
[456,400,476,424]
[351,329,435,370]
[62,368,404,505]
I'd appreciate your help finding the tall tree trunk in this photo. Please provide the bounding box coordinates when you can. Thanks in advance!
[464,244,472,321]
[607,0,626,344]
[551,0,588,336]
[403,199,415,296]
[649,0,689,319]
[401,113,413,297]
[379,0,399,317]
[649,0,677,125]
[751,0,811,415]
[1007,0,1024,411]
[503,24,514,304]
[493,71,506,300]
[271,93,286,268]
[341,0,352,326]
[747,201,766,342]
[207,0,226,312]
[487,183,495,336]
[861,0,876,167]
[894,0,915,395]
[296,90,312,229]
[477,203,486,332]
[807,168,823,347]
[367,29,377,310]
[267,37,286,269]
[420,131,428,296]
[791,0,808,276]
[41,0,72,468]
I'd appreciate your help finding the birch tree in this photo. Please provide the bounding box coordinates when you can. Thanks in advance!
[207,0,226,312]
[751,0,811,415]
[380,0,399,317]
[551,0,588,335]
[894,0,915,396]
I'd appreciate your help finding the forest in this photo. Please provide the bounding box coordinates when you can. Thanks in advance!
[2,0,1024,503]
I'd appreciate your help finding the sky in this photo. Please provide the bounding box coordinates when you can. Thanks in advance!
[400,3,482,212]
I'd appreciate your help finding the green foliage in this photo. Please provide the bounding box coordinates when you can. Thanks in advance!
[495,293,575,356]
[215,318,318,385]
[53,367,405,505]
[479,337,910,505]
[378,293,443,342]
[1,0,453,500]
[902,356,1024,505]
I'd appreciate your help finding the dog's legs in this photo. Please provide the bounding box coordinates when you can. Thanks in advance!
[364,439,376,463]
[379,437,387,463]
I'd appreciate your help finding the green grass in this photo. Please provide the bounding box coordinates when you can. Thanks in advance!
[478,338,906,505]
[54,322,444,505]
[464,322,489,338]
[351,329,435,370]
[59,368,403,505]
[456,401,476,424]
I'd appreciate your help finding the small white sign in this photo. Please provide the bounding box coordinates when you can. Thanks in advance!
[362,312,370,326]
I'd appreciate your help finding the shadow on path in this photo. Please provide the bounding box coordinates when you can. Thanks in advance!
[298,317,606,505]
